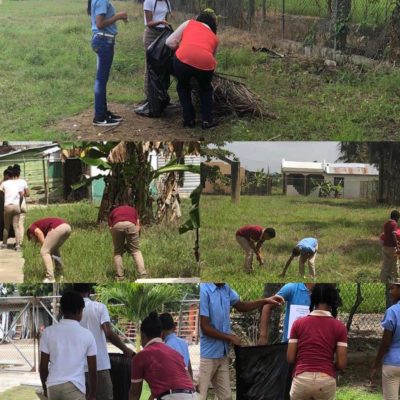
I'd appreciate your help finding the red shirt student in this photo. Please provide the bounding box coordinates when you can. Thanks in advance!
[381,210,400,283]
[108,205,139,228]
[130,312,195,400]
[287,284,347,400]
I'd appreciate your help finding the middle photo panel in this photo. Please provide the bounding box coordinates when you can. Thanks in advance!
[200,141,399,284]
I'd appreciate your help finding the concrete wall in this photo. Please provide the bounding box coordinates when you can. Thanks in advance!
[325,175,378,199]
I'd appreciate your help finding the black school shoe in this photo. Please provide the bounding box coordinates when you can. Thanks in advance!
[107,110,123,121]
[201,121,218,130]
[93,116,121,126]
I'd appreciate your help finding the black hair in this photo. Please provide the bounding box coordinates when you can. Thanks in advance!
[141,311,162,339]
[159,312,175,330]
[309,284,342,318]
[73,283,93,294]
[265,228,276,239]
[3,167,13,179]
[87,0,92,15]
[391,210,400,221]
[60,291,85,315]
[12,164,21,177]
[196,11,217,34]
[292,246,301,257]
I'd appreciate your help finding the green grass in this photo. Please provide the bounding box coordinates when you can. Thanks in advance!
[337,387,382,400]
[0,384,151,400]
[22,202,199,282]
[1,0,400,139]
[201,194,391,284]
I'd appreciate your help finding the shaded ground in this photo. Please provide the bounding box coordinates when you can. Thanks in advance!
[54,102,205,141]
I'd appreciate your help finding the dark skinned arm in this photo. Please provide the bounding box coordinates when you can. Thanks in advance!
[287,342,297,364]
[200,315,242,346]
[188,360,193,379]
[34,228,46,245]
[87,355,97,400]
[96,12,127,29]
[144,10,168,27]
[233,296,283,313]
[102,322,135,357]
[335,346,347,371]
[258,304,273,345]
[280,255,295,277]
[129,381,143,400]
[39,352,50,398]
[370,329,393,383]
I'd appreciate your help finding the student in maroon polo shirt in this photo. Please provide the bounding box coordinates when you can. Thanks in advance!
[27,217,72,283]
[381,210,400,283]
[235,225,276,272]
[287,284,348,400]
[108,204,147,280]
[129,312,196,400]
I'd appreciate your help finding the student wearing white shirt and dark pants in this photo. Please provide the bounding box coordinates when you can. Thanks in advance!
[74,284,135,400]
[142,0,171,99]
[39,291,98,400]
[13,164,29,245]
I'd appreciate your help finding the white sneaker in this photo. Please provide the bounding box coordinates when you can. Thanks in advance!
[15,245,22,252]
[43,278,55,284]
[0,244,7,249]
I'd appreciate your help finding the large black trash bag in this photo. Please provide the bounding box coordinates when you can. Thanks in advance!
[235,344,292,400]
[109,353,132,400]
[137,27,174,118]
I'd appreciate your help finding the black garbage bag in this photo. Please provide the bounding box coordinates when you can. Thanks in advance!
[235,344,292,400]
[140,27,174,118]
[109,353,132,400]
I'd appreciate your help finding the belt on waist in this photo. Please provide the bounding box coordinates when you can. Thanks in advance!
[95,32,116,38]
[157,389,195,399]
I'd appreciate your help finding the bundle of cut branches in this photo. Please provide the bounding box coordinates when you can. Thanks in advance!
[196,73,276,119]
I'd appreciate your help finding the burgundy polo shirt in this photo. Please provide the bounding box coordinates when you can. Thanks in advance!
[289,310,348,378]
[131,338,194,398]
[383,219,398,247]
[236,225,264,241]
[108,205,139,228]
[28,218,67,238]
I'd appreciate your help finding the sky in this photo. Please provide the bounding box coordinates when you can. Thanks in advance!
[215,141,341,173]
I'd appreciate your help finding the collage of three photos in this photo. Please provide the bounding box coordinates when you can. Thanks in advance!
[2,0,400,399]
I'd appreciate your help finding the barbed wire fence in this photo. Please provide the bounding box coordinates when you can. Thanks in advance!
[227,282,386,344]
[173,0,396,60]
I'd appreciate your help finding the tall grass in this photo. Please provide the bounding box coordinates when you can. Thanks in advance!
[22,202,199,282]
[201,195,390,283]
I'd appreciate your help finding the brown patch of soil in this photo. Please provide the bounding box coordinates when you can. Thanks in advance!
[52,102,206,141]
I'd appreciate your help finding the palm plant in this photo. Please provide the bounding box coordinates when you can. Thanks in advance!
[96,283,182,351]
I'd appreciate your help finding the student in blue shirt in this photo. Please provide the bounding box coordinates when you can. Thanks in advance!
[280,238,318,279]
[371,279,400,399]
[159,312,193,378]
[88,0,128,126]
[258,283,314,345]
[199,283,284,400]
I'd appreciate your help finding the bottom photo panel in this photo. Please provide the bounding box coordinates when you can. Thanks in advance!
[0,281,397,400]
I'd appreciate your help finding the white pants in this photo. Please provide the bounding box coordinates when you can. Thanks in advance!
[382,364,400,400]
[161,393,198,400]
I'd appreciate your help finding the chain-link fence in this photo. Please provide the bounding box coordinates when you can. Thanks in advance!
[173,0,395,59]
[0,295,199,372]
[226,282,386,344]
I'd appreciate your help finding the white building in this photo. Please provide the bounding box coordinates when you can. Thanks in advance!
[281,159,379,199]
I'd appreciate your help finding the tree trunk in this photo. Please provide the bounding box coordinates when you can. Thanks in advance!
[346,283,363,332]
[231,161,241,204]
[332,0,351,51]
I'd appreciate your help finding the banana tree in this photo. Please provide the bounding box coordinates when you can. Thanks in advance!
[96,283,182,352]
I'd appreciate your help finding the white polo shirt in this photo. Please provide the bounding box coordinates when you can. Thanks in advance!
[39,319,97,393]
[80,298,111,371]
[0,180,22,206]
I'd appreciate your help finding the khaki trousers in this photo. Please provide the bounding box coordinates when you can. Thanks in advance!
[40,223,72,279]
[382,364,400,400]
[143,27,164,97]
[290,372,336,400]
[381,246,399,283]
[48,382,85,400]
[3,204,21,245]
[161,394,198,400]
[111,221,146,278]
[236,235,254,272]
[299,247,317,278]
[198,357,232,400]
[86,369,113,400]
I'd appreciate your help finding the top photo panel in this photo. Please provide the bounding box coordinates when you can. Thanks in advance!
[1,0,400,141]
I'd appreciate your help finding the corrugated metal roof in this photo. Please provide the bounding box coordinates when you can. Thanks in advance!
[325,162,378,175]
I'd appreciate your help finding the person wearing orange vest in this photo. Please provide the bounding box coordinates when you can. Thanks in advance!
[166,10,219,130]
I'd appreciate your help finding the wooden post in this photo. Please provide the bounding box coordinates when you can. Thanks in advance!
[231,161,241,204]
[283,173,286,194]
[42,158,49,205]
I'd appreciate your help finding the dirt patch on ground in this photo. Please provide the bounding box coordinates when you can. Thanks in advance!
[52,102,207,141]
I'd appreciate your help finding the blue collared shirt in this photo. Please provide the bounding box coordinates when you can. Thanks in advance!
[200,283,240,359]
[277,283,311,342]
[91,0,117,35]
[382,302,400,367]
[164,332,190,368]
[297,238,318,254]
